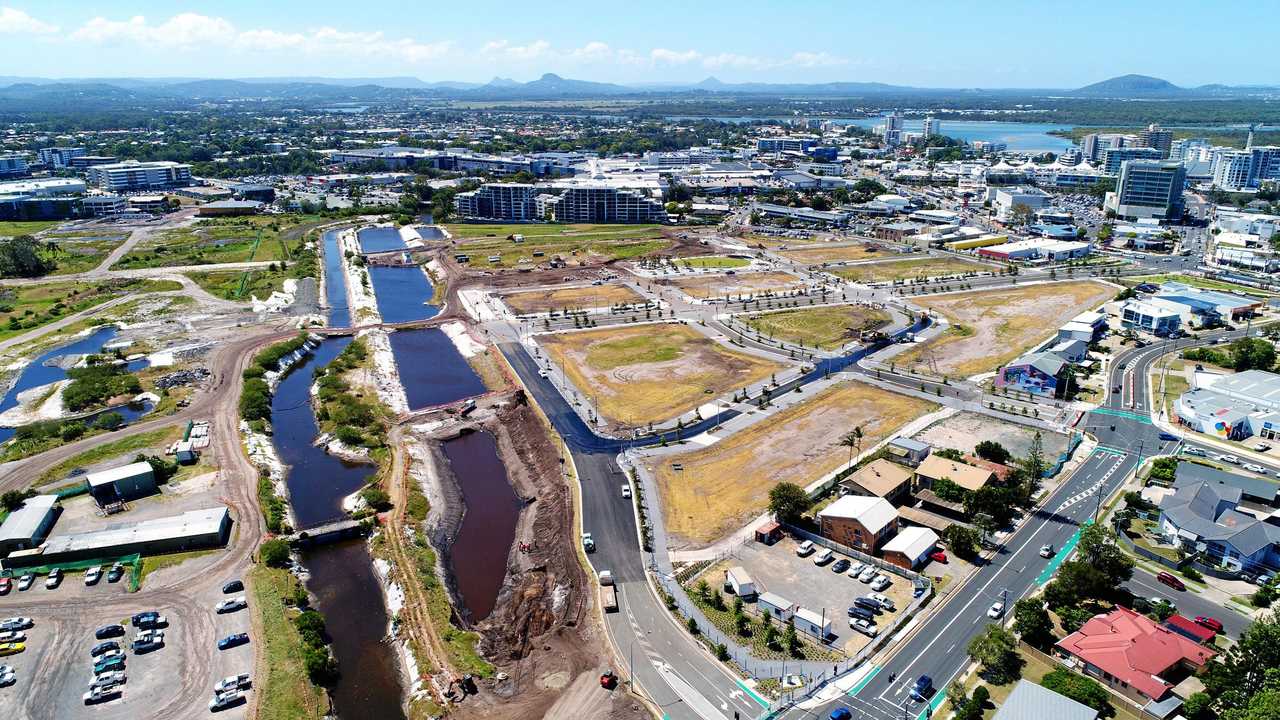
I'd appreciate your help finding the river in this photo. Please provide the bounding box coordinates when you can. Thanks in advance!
[840,117,1074,153]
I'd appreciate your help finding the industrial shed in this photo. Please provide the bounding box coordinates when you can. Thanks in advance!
[86,461,157,503]
[0,495,58,556]
[1,506,230,570]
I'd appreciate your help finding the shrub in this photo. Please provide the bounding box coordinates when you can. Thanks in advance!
[1040,668,1110,713]
[260,538,291,568]
[360,487,392,512]
[93,412,124,430]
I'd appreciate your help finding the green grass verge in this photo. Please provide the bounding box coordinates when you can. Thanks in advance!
[112,214,323,269]
[43,236,128,275]
[0,220,61,237]
[35,426,181,486]
[0,278,180,342]
[138,548,219,587]
[249,565,328,720]
[403,529,493,677]
[679,256,750,269]
[447,223,667,268]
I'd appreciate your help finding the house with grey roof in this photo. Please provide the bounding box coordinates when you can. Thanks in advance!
[1174,461,1280,507]
[992,679,1098,720]
[1157,480,1280,574]
[994,351,1069,398]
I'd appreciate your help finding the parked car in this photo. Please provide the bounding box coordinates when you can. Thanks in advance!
[132,630,164,653]
[849,618,878,637]
[90,641,120,657]
[45,569,62,589]
[1195,616,1225,633]
[831,558,851,574]
[84,566,102,586]
[215,674,251,693]
[581,533,595,553]
[107,564,124,583]
[911,675,933,701]
[0,667,14,687]
[0,578,9,595]
[95,624,125,639]
[217,633,249,650]
[846,561,866,578]
[1244,463,1268,474]
[869,593,895,612]
[1039,544,1054,558]
[870,574,891,592]
[813,549,834,566]
[929,551,948,564]
[215,597,247,614]
[132,612,166,628]
[0,631,25,644]
[88,671,125,691]
[92,656,124,674]
[210,690,246,711]
[95,649,124,663]
[0,643,23,657]
[987,602,1005,619]
[1157,571,1187,591]
[16,574,33,591]
[0,618,32,631]
[858,566,877,583]
[795,540,815,557]
[853,597,882,614]
[221,579,244,594]
[83,686,122,705]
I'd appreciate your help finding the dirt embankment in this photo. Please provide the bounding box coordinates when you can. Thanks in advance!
[446,398,645,720]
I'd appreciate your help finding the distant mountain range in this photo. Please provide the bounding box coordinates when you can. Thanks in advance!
[1,73,1278,108]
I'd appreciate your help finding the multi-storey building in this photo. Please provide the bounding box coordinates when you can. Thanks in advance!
[37,147,86,168]
[1138,124,1174,158]
[0,154,29,178]
[922,116,939,139]
[1213,150,1255,191]
[452,183,539,221]
[1101,146,1163,176]
[539,186,665,223]
[1106,160,1186,220]
[85,160,192,192]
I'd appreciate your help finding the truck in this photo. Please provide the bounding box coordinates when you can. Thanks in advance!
[599,570,618,613]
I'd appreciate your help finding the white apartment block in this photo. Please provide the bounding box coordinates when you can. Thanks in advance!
[86,160,192,192]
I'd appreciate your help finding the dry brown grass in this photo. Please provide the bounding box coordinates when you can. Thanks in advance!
[501,283,645,314]
[897,280,1114,377]
[539,323,786,428]
[831,256,989,284]
[780,244,906,264]
[668,271,806,299]
[652,381,937,547]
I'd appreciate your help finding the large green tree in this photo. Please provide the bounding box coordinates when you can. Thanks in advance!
[1230,337,1277,372]
[968,624,1021,684]
[1012,598,1055,648]
[1205,611,1280,713]
[768,482,811,524]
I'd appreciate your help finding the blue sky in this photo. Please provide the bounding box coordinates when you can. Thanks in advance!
[1,1,1275,87]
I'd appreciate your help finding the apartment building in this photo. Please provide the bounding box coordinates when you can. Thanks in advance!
[86,160,192,192]
[539,186,664,223]
[453,183,539,221]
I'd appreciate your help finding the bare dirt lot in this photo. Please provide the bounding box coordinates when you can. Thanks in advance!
[911,412,1069,459]
[664,271,806,300]
[779,244,906,265]
[831,256,990,284]
[539,323,785,429]
[501,284,646,315]
[897,281,1114,377]
[650,381,937,548]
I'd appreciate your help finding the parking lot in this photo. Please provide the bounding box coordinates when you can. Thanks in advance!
[0,564,253,720]
[721,537,918,656]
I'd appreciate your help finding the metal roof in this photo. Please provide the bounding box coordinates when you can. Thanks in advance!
[1174,461,1280,502]
[85,462,154,489]
[992,679,1098,720]
[0,495,57,544]
[40,507,228,555]
[881,526,938,559]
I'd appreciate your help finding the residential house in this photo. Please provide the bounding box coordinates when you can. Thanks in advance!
[1054,606,1216,704]
[839,459,914,505]
[994,352,1069,398]
[1156,481,1280,574]
[915,455,997,494]
[816,495,899,553]
[886,437,931,466]
[991,679,1098,720]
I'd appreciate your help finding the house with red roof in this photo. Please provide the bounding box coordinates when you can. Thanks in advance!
[1054,606,1216,705]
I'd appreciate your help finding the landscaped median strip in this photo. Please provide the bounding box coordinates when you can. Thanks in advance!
[917,689,946,720]
[736,679,770,708]
[1037,520,1091,585]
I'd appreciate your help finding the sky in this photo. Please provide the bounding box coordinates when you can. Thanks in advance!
[2,1,1277,88]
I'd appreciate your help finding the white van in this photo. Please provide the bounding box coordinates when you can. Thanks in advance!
[795,540,815,557]
[813,549,834,566]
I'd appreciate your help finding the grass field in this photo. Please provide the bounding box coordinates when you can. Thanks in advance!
[744,305,892,350]
[898,281,1114,378]
[652,381,937,547]
[44,235,128,275]
[249,565,327,720]
[779,244,905,264]
[187,267,290,301]
[1127,273,1273,297]
[831,256,989,284]
[741,233,823,249]
[0,278,181,342]
[669,271,806,299]
[502,283,646,314]
[112,215,322,269]
[447,223,668,268]
[0,220,61,237]
[36,426,182,486]
[677,256,750,269]
[539,323,786,428]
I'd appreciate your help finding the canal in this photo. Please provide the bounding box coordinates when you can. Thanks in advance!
[388,328,485,410]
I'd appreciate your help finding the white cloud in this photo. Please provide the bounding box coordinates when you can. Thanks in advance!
[0,7,58,34]
[481,39,551,61]
[651,48,701,65]
[701,50,849,71]
[787,51,848,68]
[71,13,236,46]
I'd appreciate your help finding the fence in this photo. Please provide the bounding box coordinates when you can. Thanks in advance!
[0,553,143,592]
[1116,530,1181,570]
[1042,432,1084,479]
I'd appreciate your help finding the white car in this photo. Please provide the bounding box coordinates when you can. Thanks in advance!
[1244,463,1268,474]
[84,566,102,586]
[0,618,32,631]
[16,575,33,591]
[83,686,121,705]
[89,671,125,690]
[987,602,1005,619]
[1219,454,1241,465]
[45,569,62,589]
[795,540,815,557]
[621,485,631,499]
[858,567,877,583]
[209,689,244,711]
[0,667,14,687]
[870,574,891,592]
[215,674,251,693]
[846,562,866,578]
[868,593,895,612]
[0,631,25,643]
[849,618,878,637]
[215,597,247,614]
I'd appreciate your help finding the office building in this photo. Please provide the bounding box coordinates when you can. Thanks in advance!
[992,186,1051,221]
[81,195,128,217]
[1213,150,1254,191]
[86,160,192,192]
[69,155,118,169]
[816,495,899,553]
[0,154,29,178]
[922,117,939,139]
[1101,146,1163,176]
[755,136,819,154]
[37,147,86,168]
[1138,124,1173,158]
[453,183,539,221]
[0,177,87,197]
[539,186,664,223]
[1105,160,1185,220]
[1120,299,1183,336]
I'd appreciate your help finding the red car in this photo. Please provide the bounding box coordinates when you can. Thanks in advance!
[1195,616,1224,633]
[1157,572,1186,591]
[929,550,948,564]
[0,578,9,595]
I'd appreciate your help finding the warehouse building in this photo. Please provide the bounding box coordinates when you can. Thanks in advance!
[0,495,58,556]
[1175,370,1280,440]
[1,507,231,570]
[86,461,157,504]
[881,526,939,569]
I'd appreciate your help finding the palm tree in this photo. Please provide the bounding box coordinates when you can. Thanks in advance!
[839,427,864,469]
